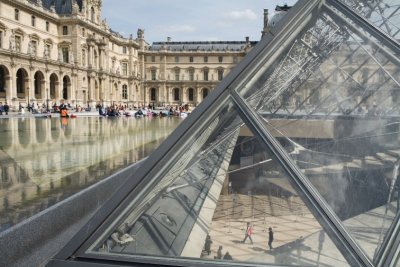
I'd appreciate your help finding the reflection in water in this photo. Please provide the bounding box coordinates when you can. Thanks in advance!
[0,117,181,232]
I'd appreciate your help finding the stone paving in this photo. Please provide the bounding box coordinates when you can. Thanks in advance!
[201,194,349,266]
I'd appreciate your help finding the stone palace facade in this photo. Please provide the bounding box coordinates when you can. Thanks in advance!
[0,0,261,110]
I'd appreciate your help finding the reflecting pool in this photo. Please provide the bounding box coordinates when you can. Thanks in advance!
[0,116,181,232]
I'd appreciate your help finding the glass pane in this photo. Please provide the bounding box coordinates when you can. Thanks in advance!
[241,2,400,261]
[86,99,349,266]
[340,0,400,41]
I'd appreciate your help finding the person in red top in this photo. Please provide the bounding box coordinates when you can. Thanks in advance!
[242,222,253,244]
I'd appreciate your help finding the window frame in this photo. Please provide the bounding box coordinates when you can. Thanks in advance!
[14,9,19,21]
[62,26,68,35]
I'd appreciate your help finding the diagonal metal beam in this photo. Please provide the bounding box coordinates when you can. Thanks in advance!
[231,91,374,267]
[327,0,400,57]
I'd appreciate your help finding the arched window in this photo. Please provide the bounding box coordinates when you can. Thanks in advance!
[34,72,43,97]
[202,88,209,99]
[91,7,95,22]
[0,67,5,93]
[151,88,156,101]
[173,88,180,101]
[188,88,194,102]
[16,69,27,94]
[122,85,128,100]
[63,76,70,100]
[50,73,58,99]
[218,69,224,81]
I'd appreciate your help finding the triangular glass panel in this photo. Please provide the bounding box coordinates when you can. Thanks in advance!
[339,0,400,41]
[84,99,349,266]
[239,0,400,260]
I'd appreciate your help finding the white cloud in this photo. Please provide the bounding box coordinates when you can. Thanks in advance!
[223,9,258,20]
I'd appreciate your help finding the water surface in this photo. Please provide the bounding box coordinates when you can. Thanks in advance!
[0,116,181,232]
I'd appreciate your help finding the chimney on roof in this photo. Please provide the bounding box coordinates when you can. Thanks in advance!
[167,37,171,43]
[245,36,250,43]
[262,9,269,38]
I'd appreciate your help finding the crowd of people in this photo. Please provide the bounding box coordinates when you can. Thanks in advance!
[0,101,194,117]
[0,102,10,115]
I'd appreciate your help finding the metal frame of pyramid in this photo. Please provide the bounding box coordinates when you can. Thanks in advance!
[47,1,400,266]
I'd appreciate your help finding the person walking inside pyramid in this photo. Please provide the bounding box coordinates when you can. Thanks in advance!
[242,222,253,244]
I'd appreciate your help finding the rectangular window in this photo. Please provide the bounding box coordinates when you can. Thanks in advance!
[204,70,209,81]
[123,46,127,54]
[189,56,193,63]
[189,69,194,81]
[151,55,155,62]
[15,36,21,52]
[82,49,86,66]
[62,47,69,63]
[122,86,128,99]
[31,16,36,27]
[204,56,208,63]
[218,69,223,81]
[151,69,157,81]
[175,56,179,63]
[174,89,180,101]
[151,89,156,101]
[175,69,180,81]
[63,26,68,35]
[15,9,19,21]
[218,56,223,63]
[46,21,50,32]
[122,63,128,76]
[0,31,2,49]
[82,28,85,36]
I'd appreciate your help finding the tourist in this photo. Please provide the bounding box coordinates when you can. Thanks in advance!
[242,222,253,244]
[204,235,212,255]
[216,245,223,259]
[268,227,274,250]
[0,102,3,115]
[223,252,233,260]
[4,102,9,115]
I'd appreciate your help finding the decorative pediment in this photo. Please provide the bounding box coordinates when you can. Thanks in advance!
[13,28,26,38]
[0,22,7,31]
[29,33,41,41]
[44,38,53,45]
[58,41,72,47]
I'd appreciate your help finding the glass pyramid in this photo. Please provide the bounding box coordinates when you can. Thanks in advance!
[48,1,400,266]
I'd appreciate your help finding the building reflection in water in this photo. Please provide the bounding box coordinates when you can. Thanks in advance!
[0,117,181,232]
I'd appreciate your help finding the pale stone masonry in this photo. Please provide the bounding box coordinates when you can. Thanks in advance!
[0,0,258,110]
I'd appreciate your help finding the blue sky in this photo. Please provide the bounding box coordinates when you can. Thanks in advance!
[102,0,298,43]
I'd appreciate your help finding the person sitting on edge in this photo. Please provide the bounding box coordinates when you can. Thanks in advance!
[223,252,233,260]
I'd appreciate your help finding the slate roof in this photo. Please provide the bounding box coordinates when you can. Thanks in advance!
[34,0,83,15]
[149,41,257,52]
